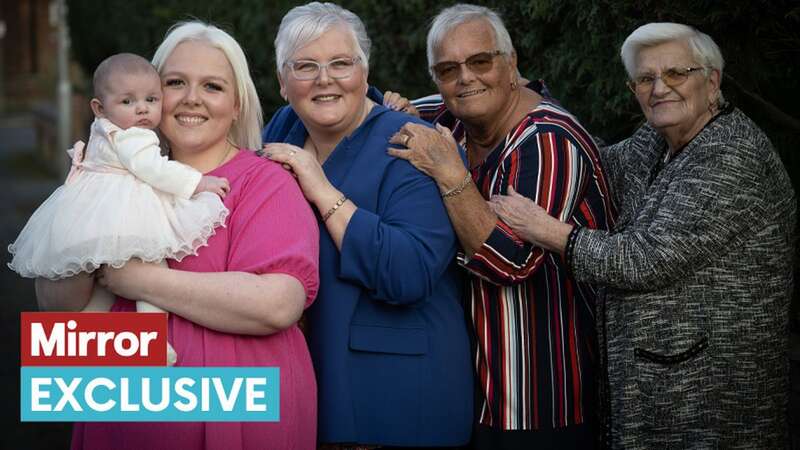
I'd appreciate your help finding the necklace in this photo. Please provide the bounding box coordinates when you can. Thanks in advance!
[307,137,332,164]
[216,141,234,168]
[307,138,319,157]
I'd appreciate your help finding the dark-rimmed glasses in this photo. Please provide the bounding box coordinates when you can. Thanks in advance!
[431,50,505,83]
[285,56,362,81]
[627,66,706,94]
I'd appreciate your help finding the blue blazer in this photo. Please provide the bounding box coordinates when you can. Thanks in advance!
[263,89,473,446]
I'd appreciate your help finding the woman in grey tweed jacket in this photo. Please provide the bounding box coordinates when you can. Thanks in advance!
[489,23,795,449]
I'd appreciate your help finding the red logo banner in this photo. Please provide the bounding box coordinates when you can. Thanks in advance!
[21,312,168,366]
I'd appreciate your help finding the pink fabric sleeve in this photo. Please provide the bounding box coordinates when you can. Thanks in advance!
[226,161,320,306]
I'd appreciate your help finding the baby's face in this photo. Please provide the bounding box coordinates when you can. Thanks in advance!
[100,71,163,130]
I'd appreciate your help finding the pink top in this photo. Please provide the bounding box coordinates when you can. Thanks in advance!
[71,150,320,450]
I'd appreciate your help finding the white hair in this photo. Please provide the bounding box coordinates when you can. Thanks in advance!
[274,2,370,74]
[426,3,515,77]
[152,21,263,150]
[620,22,725,79]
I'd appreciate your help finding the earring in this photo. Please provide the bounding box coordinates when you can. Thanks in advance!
[511,80,519,90]
[708,96,719,114]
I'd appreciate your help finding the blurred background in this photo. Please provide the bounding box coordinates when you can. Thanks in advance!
[1,0,798,448]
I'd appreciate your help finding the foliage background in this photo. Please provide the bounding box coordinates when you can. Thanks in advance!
[67,0,800,320]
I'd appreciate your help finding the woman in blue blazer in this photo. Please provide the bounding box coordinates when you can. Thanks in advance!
[261,3,472,447]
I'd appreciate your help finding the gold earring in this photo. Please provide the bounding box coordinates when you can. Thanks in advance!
[708,97,719,114]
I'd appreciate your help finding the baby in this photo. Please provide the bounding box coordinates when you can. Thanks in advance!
[8,53,230,365]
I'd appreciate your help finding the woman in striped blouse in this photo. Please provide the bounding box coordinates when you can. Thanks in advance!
[388,3,615,449]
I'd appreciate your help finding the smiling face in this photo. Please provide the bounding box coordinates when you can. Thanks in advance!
[633,40,720,148]
[159,40,240,158]
[432,19,517,126]
[93,70,162,130]
[278,25,369,138]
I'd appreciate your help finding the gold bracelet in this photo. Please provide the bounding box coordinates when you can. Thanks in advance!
[322,195,348,222]
[441,172,472,199]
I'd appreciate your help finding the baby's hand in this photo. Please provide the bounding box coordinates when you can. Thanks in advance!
[195,175,230,198]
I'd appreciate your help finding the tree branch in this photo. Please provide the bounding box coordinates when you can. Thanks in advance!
[724,74,800,133]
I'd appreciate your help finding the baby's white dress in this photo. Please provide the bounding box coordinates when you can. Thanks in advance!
[8,118,228,279]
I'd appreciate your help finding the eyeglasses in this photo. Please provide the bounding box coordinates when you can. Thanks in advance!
[285,56,362,81]
[627,66,706,94]
[431,50,505,83]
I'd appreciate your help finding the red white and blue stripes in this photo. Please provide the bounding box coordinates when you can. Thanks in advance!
[415,87,615,431]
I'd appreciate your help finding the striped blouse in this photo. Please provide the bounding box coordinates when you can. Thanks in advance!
[414,83,615,431]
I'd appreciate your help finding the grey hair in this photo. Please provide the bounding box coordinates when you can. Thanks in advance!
[152,21,263,150]
[426,3,515,77]
[275,2,371,74]
[621,22,725,79]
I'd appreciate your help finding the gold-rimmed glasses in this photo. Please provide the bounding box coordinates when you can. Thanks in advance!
[627,66,706,94]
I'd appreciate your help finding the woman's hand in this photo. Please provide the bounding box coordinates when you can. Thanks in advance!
[97,260,163,301]
[263,143,338,207]
[487,186,542,242]
[388,122,467,191]
[488,186,573,253]
[383,91,419,117]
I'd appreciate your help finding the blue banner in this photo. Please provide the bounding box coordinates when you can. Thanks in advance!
[21,366,280,422]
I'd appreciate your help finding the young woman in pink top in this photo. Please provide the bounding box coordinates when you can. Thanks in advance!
[34,21,320,450]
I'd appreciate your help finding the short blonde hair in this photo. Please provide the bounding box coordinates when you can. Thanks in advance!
[152,21,263,150]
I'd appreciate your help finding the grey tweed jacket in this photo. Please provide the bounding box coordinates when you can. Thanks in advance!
[570,108,795,449]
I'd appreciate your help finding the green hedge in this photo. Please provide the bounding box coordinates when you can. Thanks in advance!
[68,0,800,318]
[67,1,799,149]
